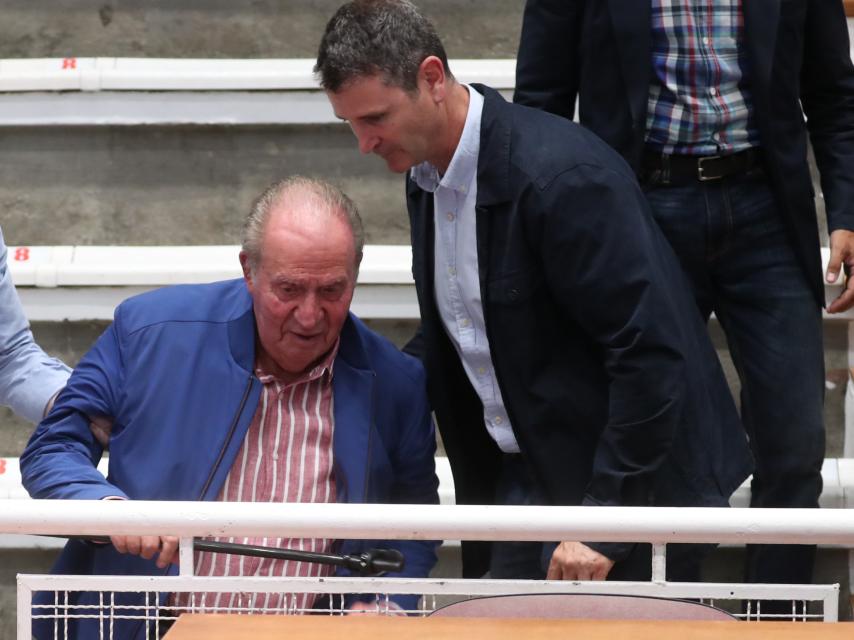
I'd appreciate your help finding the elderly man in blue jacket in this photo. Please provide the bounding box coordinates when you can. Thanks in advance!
[21,176,439,639]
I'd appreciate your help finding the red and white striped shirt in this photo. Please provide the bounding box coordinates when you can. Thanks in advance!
[174,345,338,613]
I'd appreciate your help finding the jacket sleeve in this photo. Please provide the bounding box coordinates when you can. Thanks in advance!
[20,310,127,500]
[513,0,582,120]
[801,0,854,232]
[536,164,691,512]
[0,227,71,423]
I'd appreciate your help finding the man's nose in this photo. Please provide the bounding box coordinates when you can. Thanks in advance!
[293,294,323,327]
[351,123,379,155]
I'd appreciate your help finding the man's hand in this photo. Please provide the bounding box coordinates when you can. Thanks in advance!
[110,535,180,569]
[546,541,614,581]
[347,600,405,616]
[825,229,854,313]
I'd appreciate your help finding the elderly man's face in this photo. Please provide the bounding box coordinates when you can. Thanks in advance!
[328,73,439,173]
[241,206,356,381]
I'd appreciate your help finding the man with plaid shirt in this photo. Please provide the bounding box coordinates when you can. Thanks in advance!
[515,0,854,594]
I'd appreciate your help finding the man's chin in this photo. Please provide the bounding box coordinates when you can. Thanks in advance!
[381,154,413,174]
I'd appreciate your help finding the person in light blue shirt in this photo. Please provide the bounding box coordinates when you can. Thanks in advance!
[0,226,70,422]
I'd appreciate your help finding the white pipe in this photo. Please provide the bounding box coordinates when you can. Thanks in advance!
[0,58,517,93]
[2,501,854,546]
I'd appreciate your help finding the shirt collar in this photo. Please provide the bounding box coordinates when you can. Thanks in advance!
[256,338,340,388]
[410,84,484,195]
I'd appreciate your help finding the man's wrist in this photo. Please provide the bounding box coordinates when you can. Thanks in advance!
[42,390,61,418]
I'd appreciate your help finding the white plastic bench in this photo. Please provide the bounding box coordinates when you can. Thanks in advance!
[0,34,852,125]
[9,244,854,453]
[8,244,418,320]
[8,244,854,322]
[0,58,516,125]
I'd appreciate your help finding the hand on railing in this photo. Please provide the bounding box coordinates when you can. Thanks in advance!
[547,541,615,581]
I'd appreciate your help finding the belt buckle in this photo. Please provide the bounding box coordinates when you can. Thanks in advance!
[697,155,722,181]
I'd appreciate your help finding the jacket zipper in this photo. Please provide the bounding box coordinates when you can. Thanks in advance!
[130,374,254,640]
[198,374,254,500]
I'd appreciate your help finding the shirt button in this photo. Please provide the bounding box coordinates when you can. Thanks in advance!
[460,318,471,328]
[477,367,486,375]
[447,266,456,276]
[494,416,503,425]
[446,212,455,221]
[702,37,710,46]
[709,87,718,97]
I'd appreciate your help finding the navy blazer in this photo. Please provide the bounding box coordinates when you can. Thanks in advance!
[406,85,752,577]
[515,0,854,306]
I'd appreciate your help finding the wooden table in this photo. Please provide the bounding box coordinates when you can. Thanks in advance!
[164,614,854,639]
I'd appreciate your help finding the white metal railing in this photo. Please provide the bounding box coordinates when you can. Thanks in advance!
[7,500,854,637]
[5,501,854,544]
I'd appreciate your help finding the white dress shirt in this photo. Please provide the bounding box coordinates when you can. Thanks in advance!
[410,86,520,453]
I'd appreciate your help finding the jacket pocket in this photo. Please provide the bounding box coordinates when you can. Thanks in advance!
[487,268,542,306]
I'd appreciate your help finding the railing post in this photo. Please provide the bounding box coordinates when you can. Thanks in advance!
[822,584,839,622]
[845,322,854,457]
[179,537,194,577]
[16,577,32,640]
[651,544,667,582]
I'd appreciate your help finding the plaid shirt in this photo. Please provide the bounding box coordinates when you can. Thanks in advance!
[645,0,760,155]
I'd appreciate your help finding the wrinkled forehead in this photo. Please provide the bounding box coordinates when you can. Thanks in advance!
[260,209,357,274]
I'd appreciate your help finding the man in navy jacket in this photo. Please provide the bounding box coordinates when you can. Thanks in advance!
[515,0,854,589]
[317,0,751,584]
[22,176,439,639]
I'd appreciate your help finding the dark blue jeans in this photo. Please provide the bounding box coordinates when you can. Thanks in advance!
[642,170,825,586]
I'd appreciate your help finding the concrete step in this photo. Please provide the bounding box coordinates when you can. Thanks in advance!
[0,1,524,59]
[0,124,409,246]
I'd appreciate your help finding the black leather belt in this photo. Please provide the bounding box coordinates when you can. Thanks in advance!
[641,147,762,185]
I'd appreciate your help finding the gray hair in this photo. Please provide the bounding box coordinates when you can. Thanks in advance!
[242,176,364,272]
[315,0,453,93]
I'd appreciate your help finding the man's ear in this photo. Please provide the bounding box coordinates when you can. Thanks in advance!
[239,251,254,288]
[419,56,447,100]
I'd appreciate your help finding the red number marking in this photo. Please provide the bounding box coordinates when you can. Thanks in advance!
[62,58,77,70]
[0,459,6,475]
[13,247,30,262]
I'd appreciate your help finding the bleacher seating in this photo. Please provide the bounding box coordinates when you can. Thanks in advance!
[7,244,418,320]
[0,58,515,125]
[8,244,854,322]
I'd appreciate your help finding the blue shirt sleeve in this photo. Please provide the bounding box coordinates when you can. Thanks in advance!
[0,226,71,423]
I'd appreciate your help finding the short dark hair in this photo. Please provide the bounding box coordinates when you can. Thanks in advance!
[315,0,453,93]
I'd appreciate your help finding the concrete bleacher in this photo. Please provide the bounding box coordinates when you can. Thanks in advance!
[6,244,419,320]
[0,58,515,125]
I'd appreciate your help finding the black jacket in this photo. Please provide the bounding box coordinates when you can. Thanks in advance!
[515,0,854,306]
[406,85,753,577]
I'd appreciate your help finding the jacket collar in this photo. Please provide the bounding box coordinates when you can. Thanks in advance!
[472,83,514,207]
[331,315,375,504]
[226,281,258,374]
